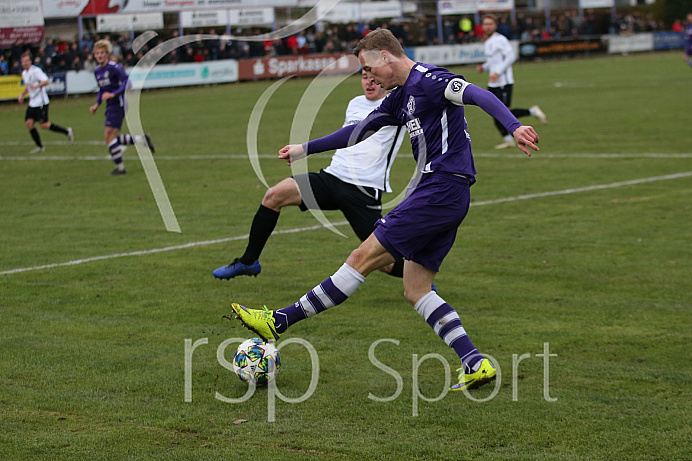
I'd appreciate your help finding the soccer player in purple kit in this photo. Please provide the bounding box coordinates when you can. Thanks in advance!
[90,39,155,176]
[685,13,692,68]
[229,29,540,391]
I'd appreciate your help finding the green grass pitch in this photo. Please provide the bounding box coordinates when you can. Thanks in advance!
[0,51,690,459]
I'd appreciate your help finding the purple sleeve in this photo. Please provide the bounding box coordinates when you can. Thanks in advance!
[304,124,357,155]
[96,88,103,104]
[463,84,522,135]
[110,66,129,97]
[304,108,400,155]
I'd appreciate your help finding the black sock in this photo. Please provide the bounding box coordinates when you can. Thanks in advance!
[29,128,42,147]
[240,205,280,265]
[387,259,404,278]
[511,108,531,118]
[48,123,68,135]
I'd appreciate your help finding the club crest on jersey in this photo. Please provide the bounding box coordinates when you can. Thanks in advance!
[407,95,416,115]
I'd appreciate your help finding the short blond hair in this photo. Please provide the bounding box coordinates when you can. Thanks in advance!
[93,39,113,54]
[353,28,405,58]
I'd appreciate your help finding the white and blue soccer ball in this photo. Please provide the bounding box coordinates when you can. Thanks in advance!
[233,338,281,385]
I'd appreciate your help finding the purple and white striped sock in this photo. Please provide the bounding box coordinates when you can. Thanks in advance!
[108,138,126,166]
[117,134,139,145]
[414,291,483,373]
[273,263,364,333]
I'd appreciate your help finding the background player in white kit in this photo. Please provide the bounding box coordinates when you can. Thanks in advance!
[18,51,73,153]
[477,14,547,149]
[213,70,407,280]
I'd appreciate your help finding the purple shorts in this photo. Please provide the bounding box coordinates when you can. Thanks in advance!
[104,97,126,129]
[373,172,471,272]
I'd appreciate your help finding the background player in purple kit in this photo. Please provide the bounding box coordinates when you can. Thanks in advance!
[685,13,692,68]
[90,39,155,176]
[229,28,540,392]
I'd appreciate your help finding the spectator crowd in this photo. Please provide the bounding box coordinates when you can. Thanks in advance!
[0,10,682,76]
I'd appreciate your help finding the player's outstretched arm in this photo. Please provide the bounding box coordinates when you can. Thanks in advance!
[278,144,306,166]
[513,125,539,157]
[445,80,540,156]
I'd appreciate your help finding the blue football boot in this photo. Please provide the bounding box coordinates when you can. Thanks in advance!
[213,258,261,279]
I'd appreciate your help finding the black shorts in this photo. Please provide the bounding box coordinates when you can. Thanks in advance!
[488,85,513,107]
[26,105,49,123]
[294,170,384,242]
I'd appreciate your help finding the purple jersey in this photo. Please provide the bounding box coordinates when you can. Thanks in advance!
[94,61,129,107]
[305,63,521,178]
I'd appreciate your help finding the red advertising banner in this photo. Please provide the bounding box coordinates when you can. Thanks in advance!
[238,53,360,81]
[0,26,45,46]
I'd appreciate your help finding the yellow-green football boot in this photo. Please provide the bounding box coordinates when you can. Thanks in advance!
[450,358,496,391]
[229,303,281,342]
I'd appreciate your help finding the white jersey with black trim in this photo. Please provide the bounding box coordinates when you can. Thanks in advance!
[21,65,50,107]
[324,95,406,192]
[482,32,515,88]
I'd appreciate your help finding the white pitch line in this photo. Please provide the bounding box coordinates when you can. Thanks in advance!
[0,154,281,160]
[0,140,104,146]
[471,171,692,206]
[0,223,345,276]
[1,153,692,161]
[2,170,691,276]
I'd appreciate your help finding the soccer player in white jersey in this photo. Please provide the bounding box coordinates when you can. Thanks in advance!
[477,14,547,149]
[213,70,407,279]
[18,51,73,153]
[229,29,540,392]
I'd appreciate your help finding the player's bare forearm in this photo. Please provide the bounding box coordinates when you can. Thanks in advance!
[278,144,306,166]
[513,125,540,156]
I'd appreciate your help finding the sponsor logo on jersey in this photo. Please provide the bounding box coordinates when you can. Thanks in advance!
[405,117,423,138]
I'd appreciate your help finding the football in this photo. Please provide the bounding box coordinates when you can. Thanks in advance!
[233,338,281,385]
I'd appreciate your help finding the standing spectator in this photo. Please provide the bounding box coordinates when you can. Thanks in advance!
[498,15,511,38]
[55,37,67,55]
[477,14,547,149]
[83,53,97,72]
[0,55,8,75]
[672,19,683,33]
[286,34,299,54]
[9,59,22,75]
[44,38,56,58]
[313,30,326,53]
[208,29,221,60]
